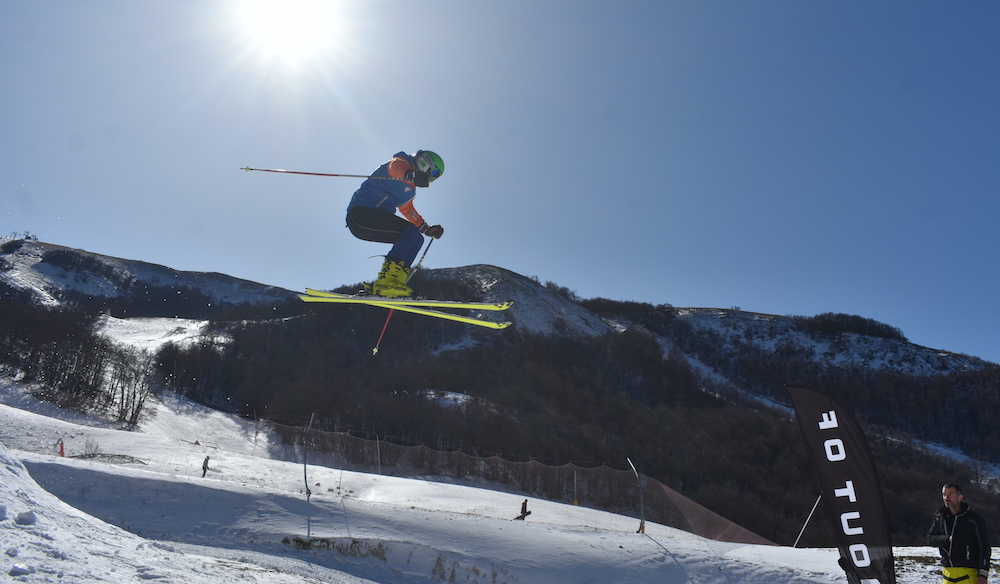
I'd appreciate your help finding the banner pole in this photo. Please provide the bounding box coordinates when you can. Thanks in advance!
[794,494,822,548]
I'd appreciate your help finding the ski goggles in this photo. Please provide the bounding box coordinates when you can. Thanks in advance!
[415,154,442,180]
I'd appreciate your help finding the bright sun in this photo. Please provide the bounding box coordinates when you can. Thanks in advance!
[234,0,348,64]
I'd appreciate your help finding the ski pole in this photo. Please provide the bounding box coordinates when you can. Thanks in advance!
[406,239,434,284]
[373,240,434,355]
[372,309,395,356]
[241,167,405,181]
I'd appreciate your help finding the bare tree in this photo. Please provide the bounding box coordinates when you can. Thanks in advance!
[104,345,153,426]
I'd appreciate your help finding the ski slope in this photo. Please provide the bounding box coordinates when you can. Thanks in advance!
[0,385,948,584]
[0,314,949,583]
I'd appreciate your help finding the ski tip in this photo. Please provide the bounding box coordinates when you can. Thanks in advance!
[303,288,343,298]
[300,294,340,303]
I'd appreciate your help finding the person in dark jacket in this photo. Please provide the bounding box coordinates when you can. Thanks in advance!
[927,483,991,584]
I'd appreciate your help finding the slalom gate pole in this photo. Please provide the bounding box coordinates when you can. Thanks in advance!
[241,166,404,181]
[627,458,646,534]
[372,240,434,356]
[303,413,315,501]
[303,412,315,537]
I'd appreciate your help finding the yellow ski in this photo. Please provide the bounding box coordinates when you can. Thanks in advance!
[300,290,513,329]
[302,288,512,311]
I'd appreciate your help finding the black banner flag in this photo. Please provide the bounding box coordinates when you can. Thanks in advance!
[788,385,895,584]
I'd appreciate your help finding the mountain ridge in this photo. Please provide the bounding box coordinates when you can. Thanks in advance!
[0,238,295,309]
[2,236,991,390]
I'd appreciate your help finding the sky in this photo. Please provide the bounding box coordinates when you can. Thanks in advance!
[2,1,999,363]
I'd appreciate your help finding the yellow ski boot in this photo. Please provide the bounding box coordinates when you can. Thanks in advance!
[371,258,412,298]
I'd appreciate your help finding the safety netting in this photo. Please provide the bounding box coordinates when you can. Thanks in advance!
[267,421,772,545]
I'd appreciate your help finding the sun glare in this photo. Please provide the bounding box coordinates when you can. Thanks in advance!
[235,0,348,64]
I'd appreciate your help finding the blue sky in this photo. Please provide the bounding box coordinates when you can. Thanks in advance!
[2,1,999,363]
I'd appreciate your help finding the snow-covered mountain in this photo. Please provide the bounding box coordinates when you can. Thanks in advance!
[0,238,294,308]
[0,238,989,581]
[670,308,986,377]
[3,237,987,380]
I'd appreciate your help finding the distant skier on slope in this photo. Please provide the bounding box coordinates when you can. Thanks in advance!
[514,499,531,520]
[346,150,445,298]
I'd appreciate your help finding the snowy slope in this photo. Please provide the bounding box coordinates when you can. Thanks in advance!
[0,380,953,584]
[0,310,960,583]
[94,313,215,351]
[0,386,833,584]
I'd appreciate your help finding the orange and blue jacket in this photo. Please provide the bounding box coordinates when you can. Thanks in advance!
[346,151,425,227]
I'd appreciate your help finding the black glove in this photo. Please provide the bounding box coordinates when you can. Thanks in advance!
[405,169,430,188]
[421,224,444,239]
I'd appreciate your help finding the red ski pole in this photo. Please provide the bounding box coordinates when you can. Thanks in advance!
[372,309,395,356]
[241,167,405,181]
[371,240,434,355]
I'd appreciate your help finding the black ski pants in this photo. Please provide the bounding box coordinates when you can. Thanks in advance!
[346,205,423,267]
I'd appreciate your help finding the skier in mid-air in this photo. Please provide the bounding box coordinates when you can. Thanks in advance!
[345,150,445,298]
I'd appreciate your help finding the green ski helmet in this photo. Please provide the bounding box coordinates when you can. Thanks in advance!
[414,150,444,182]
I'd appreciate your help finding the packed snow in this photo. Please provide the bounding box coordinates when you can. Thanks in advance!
[94,313,215,352]
[0,298,964,583]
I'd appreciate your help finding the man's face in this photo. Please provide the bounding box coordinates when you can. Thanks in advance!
[942,486,963,513]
